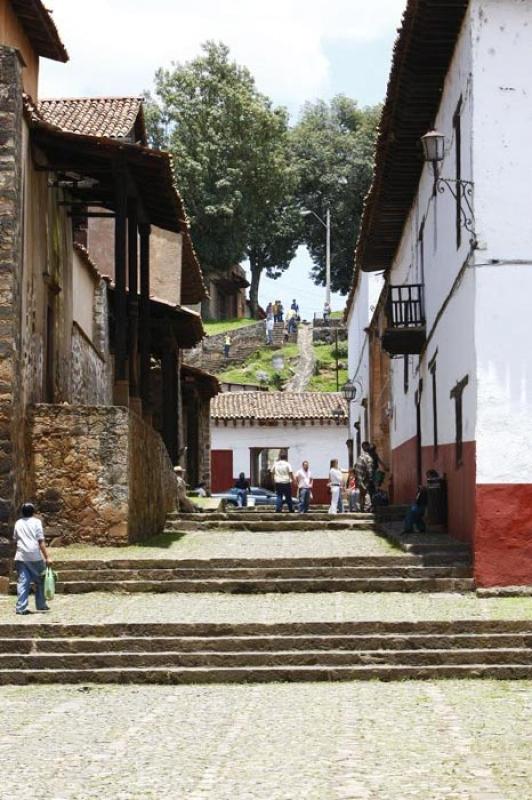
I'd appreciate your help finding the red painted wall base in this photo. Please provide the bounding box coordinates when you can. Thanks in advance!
[474,484,532,587]
[392,437,532,586]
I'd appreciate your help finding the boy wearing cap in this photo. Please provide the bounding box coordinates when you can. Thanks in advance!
[13,503,50,615]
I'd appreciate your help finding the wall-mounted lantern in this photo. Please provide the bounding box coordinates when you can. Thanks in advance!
[420,129,476,244]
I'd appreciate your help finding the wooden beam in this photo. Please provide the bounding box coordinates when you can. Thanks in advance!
[128,198,140,404]
[113,165,128,405]
[139,223,151,416]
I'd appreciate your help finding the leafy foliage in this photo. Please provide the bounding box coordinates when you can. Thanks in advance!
[291,96,380,294]
[144,42,301,314]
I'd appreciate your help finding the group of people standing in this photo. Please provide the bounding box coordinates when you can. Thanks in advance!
[235,444,387,515]
[327,442,388,515]
[265,299,300,345]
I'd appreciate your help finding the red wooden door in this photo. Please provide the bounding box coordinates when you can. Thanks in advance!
[211,450,234,493]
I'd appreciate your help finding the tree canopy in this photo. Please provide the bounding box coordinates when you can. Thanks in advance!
[144,47,380,313]
[144,42,300,314]
[291,96,380,295]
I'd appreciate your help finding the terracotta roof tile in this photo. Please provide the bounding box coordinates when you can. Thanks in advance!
[354,0,469,274]
[38,97,145,141]
[10,0,68,62]
[211,392,347,422]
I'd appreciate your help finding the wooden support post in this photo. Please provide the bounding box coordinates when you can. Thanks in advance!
[162,343,178,464]
[128,199,141,414]
[139,223,151,421]
[113,169,128,406]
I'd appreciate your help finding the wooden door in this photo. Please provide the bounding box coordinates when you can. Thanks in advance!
[211,450,234,493]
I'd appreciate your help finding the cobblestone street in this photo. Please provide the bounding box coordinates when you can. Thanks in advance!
[2,592,532,625]
[1,681,530,800]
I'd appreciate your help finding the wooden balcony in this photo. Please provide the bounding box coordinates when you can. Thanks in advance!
[382,284,426,355]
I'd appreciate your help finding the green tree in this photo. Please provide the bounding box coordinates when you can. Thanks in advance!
[145,42,301,315]
[291,95,380,294]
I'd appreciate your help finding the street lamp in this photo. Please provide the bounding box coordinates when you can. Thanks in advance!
[341,380,358,402]
[332,404,345,427]
[420,129,476,243]
[300,207,331,307]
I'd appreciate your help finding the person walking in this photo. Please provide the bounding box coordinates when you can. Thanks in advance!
[295,460,313,513]
[273,301,280,322]
[266,302,273,320]
[266,315,275,345]
[234,472,251,508]
[271,450,294,512]
[223,334,231,359]
[323,301,331,322]
[291,299,300,319]
[277,301,284,322]
[355,442,374,512]
[328,459,344,514]
[13,503,50,615]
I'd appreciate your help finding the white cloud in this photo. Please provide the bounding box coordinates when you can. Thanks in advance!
[40,0,405,107]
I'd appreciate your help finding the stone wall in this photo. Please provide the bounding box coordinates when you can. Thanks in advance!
[71,323,112,405]
[185,320,266,372]
[128,411,177,543]
[29,405,176,546]
[0,48,25,539]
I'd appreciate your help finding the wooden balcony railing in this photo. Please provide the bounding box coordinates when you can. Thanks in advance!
[382,284,426,355]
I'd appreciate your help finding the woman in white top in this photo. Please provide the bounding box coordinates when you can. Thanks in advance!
[328,459,344,515]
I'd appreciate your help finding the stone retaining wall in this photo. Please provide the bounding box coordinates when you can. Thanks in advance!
[128,410,177,543]
[30,405,176,545]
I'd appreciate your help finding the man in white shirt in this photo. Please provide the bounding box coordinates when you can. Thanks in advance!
[295,461,313,513]
[13,503,50,615]
[271,450,294,512]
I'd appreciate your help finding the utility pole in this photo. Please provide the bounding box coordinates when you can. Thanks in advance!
[326,206,331,308]
[335,327,339,392]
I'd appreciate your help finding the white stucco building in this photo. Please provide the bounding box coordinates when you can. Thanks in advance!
[346,0,532,586]
[211,392,348,504]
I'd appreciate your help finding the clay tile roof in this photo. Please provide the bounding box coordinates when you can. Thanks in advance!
[352,0,469,275]
[10,0,68,62]
[211,392,347,422]
[38,97,146,142]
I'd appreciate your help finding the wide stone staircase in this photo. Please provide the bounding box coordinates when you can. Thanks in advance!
[3,507,532,683]
[1,620,532,684]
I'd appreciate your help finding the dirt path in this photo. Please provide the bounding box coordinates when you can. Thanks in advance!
[285,323,315,392]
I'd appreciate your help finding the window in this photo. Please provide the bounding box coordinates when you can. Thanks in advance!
[453,97,463,249]
[429,353,438,456]
[450,375,469,467]
[418,220,425,285]
[403,355,409,394]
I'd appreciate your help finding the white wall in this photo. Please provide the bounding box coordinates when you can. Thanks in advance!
[212,423,348,478]
[346,271,383,443]
[73,249,97,341]
[471,0,532,483]
[388,7,477,456]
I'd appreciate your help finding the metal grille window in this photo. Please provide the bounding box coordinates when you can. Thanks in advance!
[450,375,469,467]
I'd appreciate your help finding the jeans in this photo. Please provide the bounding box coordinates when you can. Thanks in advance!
[275,483,293,512]
[349,489,360,512]
[15,560,47,613]
[403,504,426,533]
[224,346,230,359]
[329,485,341,514]
[298,487,311,513]
[236,488,248,508]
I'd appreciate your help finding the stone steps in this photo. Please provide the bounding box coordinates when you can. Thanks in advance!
[15,577,473,594]
[47,566,472,581]
[166,520,381,532]
[12,554,473,594]
[0,621,530,683]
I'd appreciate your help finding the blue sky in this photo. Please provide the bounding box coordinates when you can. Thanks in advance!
[41,0,406,318]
